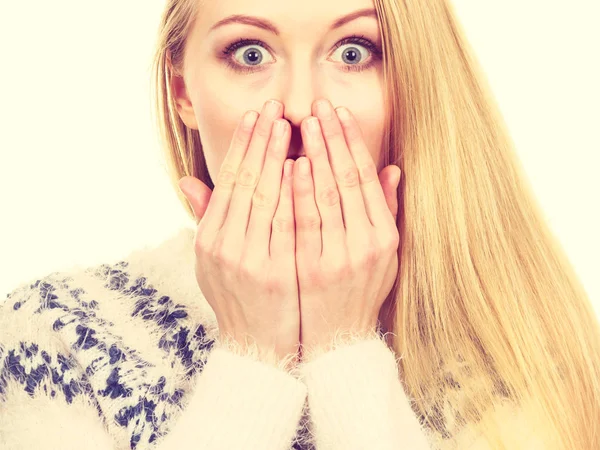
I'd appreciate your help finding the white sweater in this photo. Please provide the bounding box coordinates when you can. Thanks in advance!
[0,226,538,450]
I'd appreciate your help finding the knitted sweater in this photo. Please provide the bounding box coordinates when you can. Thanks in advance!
[0,226,544,450]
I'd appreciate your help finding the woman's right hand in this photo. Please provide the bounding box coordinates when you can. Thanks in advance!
[178,100,300,368]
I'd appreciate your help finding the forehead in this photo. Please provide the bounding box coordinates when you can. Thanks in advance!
[196,0,377,34]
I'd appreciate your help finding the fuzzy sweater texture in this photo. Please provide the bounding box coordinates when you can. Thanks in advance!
[0,226,544,450]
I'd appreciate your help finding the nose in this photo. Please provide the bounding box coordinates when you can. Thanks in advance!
[277,69,326,158]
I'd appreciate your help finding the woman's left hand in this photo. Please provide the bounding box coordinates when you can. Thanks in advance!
[292,99,402,359]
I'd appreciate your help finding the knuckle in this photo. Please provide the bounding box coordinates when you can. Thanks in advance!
[385,229,400,250]
[240,262,282,293]
[194,235,210,255]
[344,122,363,141]
[217,164,237,188]
[357,162,378,184]
[254,123,272,139]
[236,166,259,188]
[306,266,323,285]
[213,246,238,269]
[252,188,275,210]
[263,275,284,293]
[359,243,379,267]
[319,184,340,207]
[322,125,340,140]
[272,215,294,233]
[239,258,260,280]
[236,126,253,145]
[314,149,330,163]
[329,260,350,279]
[337,165,359,188]
[297,214,321,231]
[266,141,283,161]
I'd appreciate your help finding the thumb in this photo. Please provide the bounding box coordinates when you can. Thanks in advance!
[378,165,401,221]
[178,176,212,224]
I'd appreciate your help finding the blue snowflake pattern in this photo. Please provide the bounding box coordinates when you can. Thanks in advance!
[0,258,294,449]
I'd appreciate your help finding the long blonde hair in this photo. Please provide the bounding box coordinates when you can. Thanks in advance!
[150,0,600,448]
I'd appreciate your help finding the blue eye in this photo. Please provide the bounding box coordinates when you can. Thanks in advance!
[332,45,365,65]
[225,40,276,71]
[221,38,273,74]
[330,35,383,72]
[220,34,382,74]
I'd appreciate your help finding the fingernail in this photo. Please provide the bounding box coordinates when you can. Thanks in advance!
[299,158,310,176]
[307,117,319,135]
[316,100,332,119]
[273,119,286,136]
[265,100,281,116]
[335,106,350,122]
[284,159,293,177]
[243,111,259,128]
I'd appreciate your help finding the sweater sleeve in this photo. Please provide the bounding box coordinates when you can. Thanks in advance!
[155,338,309,450]
[297,331,433,450]
[0,277,308,450]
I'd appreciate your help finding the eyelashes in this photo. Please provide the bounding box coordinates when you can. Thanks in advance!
[219,34,383,75]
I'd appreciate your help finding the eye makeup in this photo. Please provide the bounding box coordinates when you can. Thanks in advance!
[218,33,383,75]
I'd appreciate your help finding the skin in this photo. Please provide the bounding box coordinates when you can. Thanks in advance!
[289,102,401,356]
[173,0,403,357]
[172,0,388,174]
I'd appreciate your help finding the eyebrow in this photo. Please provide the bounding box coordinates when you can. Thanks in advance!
[208,8,378,36]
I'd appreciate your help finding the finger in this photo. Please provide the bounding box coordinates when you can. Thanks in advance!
[200,110,259,237]
[312,100,370,238]
[221,100,283,255]
[246,118,291,260]
[301,117,346,260]
[293,157,322,262]
[378,166,401,222]
[335,106,395,232]
[270,159,296,261]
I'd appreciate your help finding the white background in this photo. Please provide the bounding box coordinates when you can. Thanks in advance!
[1,1,598,320]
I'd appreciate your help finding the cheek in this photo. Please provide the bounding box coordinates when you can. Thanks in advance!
[337,79,386,168]
[350,108,386,169]
[193,86,248,183]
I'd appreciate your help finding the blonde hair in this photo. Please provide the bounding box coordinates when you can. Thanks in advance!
[150,0,600,448]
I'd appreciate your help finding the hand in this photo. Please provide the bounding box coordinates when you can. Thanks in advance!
[292,99,402,360]
[179,100,301,369]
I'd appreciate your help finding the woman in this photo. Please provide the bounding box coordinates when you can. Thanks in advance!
[1,0,599,449]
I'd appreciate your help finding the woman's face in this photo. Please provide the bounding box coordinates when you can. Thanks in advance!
[172,0,386,184]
